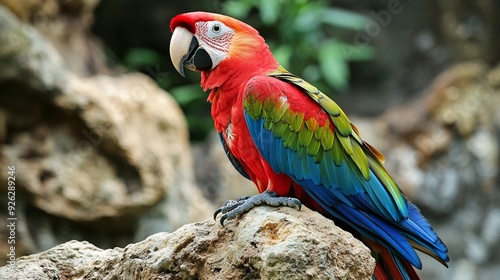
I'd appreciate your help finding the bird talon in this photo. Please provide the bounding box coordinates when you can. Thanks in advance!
[213,192,302,226]
[237,195,251,201]
[220,214,228,226]
[213,208,222,220]
[213,198,247,222]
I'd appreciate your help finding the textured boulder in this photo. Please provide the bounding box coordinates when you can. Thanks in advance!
[0,206,375,280]
[0,3,212,261]
[0,0,108,76]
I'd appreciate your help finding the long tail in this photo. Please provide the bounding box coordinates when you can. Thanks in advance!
[360,201,449,280]
[364,238,421,280]
[307,193,449,279]
[291,184,449,280]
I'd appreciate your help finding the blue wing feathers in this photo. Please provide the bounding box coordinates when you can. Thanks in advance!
[287,148,295,178]
[269,135,280,171]
[300,181,422,268]
[243,78,449,273]
[320,150,335,188]
[406,203,440,243]
[319,154,333,189]
[368,157,409,218]
[307,155,322,185]
[403,203,449,262]
[277,141,288,173]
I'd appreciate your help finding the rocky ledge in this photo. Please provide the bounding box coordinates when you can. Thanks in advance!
[0,206,375,280]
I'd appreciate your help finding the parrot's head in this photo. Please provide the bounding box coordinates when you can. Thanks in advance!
[169,12,277,89]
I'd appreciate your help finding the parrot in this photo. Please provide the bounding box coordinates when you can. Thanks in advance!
[169,11,449,280]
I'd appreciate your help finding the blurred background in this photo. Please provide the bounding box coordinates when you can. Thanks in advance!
[0,0,499,279]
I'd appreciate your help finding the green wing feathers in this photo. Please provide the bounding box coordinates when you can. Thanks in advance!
[267,65,408,218]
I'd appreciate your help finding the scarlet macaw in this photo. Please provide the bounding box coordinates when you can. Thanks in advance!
[169,12,449,279]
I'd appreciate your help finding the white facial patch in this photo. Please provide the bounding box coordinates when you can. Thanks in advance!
[195,21,235,69]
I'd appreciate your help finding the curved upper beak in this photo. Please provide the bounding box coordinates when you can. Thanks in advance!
[170,27,198,77]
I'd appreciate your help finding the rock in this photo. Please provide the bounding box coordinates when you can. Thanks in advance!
[0,4,68,92]
[35,0,110,76]
[0,3,213,262]
[0,0,109,76]
[0,206,375,280]
[382,62,500,212]
[427,1,500,63]
[448,260,479,280]
[0,0,42,20]
[481,208,500,248]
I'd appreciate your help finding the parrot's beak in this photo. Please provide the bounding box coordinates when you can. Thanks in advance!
[170,27,197,77]
[170,27,213,77]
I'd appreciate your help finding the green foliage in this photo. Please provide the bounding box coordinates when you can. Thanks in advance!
[170,84,205,106]
[319,40,349,90]
[123,48,162,70]
[222,0,374,92]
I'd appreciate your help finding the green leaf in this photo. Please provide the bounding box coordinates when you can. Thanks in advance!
[339,42,374,61]
[319,40,349,91]
[259,0,281,24]
[293,5,323,32]
[273,45,292,69]
[170,84,205,106]
[301,64,321,83]
[123,48,161,70]
[223,0,253,18]
[321,8,368,31]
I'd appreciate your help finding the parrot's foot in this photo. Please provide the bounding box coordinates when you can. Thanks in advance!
[213,190,302,226]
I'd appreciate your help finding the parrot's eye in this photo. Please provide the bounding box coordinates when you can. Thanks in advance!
[212,24,221,33]
[206,21,232,39]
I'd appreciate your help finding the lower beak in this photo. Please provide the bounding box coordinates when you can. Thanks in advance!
[170,27,214,77]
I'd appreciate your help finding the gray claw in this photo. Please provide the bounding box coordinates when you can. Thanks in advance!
[213,191,302,226]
